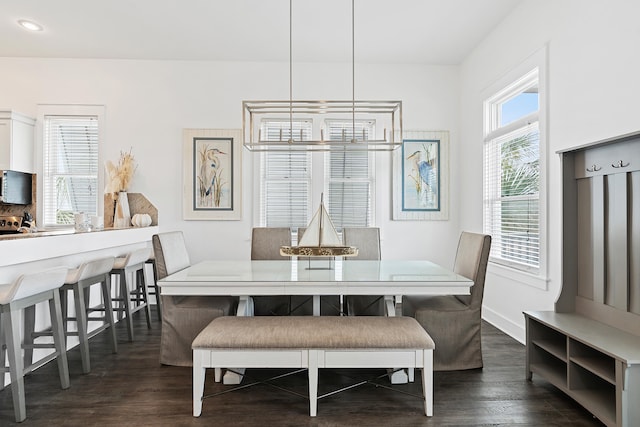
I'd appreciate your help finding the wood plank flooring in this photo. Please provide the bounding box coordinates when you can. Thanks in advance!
[1,309,604,426]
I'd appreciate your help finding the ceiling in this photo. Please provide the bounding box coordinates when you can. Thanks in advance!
[0,0,522,65]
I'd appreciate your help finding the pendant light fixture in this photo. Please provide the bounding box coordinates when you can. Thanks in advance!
[243,0,402,152]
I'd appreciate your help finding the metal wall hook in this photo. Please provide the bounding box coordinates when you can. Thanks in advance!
[586,164,601,172]
[611,160,629,168]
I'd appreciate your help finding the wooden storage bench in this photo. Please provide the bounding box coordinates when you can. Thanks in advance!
[525,311,640,427]
[192,316,435,417]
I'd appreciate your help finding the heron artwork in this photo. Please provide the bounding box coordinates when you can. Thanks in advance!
[405,142,438,209]
[197,144,227,208]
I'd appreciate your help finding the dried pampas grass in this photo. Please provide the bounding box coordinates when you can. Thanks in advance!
[105,149,137,194]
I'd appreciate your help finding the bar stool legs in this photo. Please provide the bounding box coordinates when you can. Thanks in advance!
[110,248,153,341]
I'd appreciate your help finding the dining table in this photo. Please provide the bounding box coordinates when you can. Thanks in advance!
[158,258,473,384]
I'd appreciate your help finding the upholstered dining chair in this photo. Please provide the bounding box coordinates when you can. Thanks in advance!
[403,231,491,371]
[343,227,386,316]
[153,231,237,366]
[250,227,293,316]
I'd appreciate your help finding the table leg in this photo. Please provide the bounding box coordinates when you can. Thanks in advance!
[313,295,320,316]
[222,296,251,384]
[385,295,409,384]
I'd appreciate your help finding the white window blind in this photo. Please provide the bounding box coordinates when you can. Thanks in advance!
[43,115,99,226]
[325,120,374,229]
[259,120,312,228]
[483,68,541,273]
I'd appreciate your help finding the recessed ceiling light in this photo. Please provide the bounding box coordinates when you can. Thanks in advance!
[18,19,43,32]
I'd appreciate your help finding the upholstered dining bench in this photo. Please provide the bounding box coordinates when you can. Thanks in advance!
[192,316,435,417]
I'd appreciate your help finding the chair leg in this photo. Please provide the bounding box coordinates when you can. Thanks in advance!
[101,276,118,354]
[146,261,162,321]
[22,305,36,370]
[73,284,91,374]
[5,309,27,422]
[139,267,152,329]
[120,270,135,341]
[49,291,70,389]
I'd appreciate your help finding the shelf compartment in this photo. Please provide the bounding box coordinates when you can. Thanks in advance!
[569,363,616,426]
[570,339,615,384]
[529,320,567,362]
[530,355,567,388]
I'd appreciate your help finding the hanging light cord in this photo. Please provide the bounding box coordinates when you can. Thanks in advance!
[352,0,356,142]
[289,0,293,143]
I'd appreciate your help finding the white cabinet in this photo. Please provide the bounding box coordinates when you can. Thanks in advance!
[0,110,35,173]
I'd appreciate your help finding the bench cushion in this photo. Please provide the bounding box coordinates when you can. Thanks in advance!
[193,316,435,350]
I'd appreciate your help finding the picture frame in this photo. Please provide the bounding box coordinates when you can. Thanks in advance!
[183,128,242,220]
[392,130,449,220]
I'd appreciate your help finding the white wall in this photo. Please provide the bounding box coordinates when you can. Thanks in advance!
[0,58,462,267]
[459,0,640,341]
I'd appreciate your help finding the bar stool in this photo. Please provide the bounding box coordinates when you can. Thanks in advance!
[110,248,152,341]
[0,267,69,423]
[61,257,118,374]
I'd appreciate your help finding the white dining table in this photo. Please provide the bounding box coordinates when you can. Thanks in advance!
[158,259,473,317]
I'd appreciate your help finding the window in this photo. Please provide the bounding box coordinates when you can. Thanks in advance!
[483,67,544,274]
[258,119,312,228]
[325,120,375,229]
[256,119,375,230]
[40,106,103,227]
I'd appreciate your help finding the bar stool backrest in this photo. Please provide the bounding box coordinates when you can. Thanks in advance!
[1,267,68,304]
[67,257,116,284]
[118,248,152,268]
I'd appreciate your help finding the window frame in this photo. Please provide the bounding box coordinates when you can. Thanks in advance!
[36,104,105,229]
[482,48,548,286]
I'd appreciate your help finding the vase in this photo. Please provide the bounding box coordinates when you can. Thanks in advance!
[114,191,131,228]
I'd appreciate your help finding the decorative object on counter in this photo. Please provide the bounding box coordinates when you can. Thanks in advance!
[131,213,152,227]
[74,212,90,232]
[90,215,104,230]
[103,193,157,228]
[105,149,137,228]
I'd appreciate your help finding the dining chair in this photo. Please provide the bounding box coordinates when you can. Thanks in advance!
[402,231,491,371]
[250,227,293,316]
[342,227,386,316]
[0,267,69,422]
[153,231,237,366]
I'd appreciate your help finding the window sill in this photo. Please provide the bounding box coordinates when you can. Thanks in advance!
[487,262,548,290]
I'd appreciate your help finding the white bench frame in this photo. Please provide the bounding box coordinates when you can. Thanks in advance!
[193,347,433,417]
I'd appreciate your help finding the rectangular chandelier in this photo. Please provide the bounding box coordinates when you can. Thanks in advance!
[242,100,403,152]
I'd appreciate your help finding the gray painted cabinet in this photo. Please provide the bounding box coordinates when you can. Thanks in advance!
[525,133,640,427]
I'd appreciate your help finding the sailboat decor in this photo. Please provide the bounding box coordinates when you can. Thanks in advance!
[280,195,358,257]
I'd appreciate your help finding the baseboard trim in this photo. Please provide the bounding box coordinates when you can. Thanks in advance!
[482,307,525,344]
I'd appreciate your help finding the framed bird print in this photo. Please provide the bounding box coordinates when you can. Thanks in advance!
[183,128,242,220]
[392,130,449,220]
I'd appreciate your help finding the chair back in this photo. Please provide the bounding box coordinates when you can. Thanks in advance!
[152,231,191,280]
[251,227,291,260]
[453,232,491,309]
[342,227,381,260]
[1,267,68,304]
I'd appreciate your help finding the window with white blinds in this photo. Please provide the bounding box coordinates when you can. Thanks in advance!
[259,120,312,228]
[483,68,542,273]
[325,120,374,229]
[43,115,99,227]
[257,118,375,230]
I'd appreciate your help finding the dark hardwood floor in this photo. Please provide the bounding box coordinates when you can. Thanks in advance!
[1,309,604,426]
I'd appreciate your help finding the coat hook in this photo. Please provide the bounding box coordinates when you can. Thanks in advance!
[611,160,629,168]
[586,164,601,172]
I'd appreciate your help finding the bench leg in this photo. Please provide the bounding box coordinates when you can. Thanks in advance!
[308,350,318,417]
[423,349,433,417]
[193,350,206,417]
